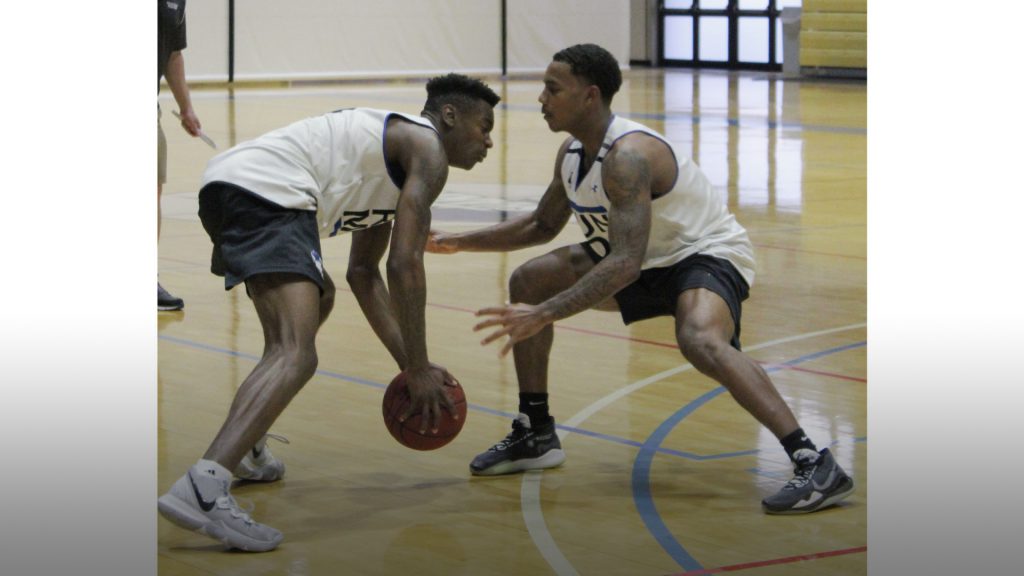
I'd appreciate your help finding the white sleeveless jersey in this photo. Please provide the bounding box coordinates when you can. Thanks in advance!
[562,115,756,286]
[201,108,436,238]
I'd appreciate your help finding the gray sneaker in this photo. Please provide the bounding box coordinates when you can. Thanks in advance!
[762,448,855,514]
[234,433,288,482]
[158,468,283,552]
[158,283,184,311]
[470,414,566,476]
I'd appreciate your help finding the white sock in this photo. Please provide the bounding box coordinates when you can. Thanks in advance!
[193,459,232,482]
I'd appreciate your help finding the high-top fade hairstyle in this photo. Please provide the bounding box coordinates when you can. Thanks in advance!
[422,73,501,114]
[553,43,622,105]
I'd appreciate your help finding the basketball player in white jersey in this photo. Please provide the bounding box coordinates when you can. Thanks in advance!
[158,74,500,551]
[427,45,853,515]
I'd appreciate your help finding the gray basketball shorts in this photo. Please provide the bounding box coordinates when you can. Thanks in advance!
[581,245,750,350]
[198,182,326,292]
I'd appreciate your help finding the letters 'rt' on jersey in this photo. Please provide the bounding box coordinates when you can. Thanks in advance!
[561,115,756,287]
[201,108,437,238]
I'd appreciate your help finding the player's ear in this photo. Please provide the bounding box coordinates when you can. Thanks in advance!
[585,84,601,105]
[441,103,458,128]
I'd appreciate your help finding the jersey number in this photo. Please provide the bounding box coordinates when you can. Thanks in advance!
[578,212,611,259]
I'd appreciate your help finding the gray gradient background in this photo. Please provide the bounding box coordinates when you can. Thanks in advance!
[5,3,1024,576]
[2,3,156,576]
[869,4,1024,574]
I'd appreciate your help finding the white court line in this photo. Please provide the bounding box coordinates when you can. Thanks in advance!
[521,322,866,576]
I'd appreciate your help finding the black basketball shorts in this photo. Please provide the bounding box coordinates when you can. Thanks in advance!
[198,182,326,292]
[582,245,750,350]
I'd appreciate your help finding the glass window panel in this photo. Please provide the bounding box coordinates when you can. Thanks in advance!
[665,0,693,8]
[701,0,729,9]
[739,0,769,9]
[664,16,694,60]
[738,17,770,63]
[777,0,803,8]
[699,17,729,62]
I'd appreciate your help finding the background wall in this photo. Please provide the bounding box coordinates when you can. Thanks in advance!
[182,0,630,83]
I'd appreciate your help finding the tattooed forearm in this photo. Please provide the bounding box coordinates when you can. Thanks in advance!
[538,144,653,321]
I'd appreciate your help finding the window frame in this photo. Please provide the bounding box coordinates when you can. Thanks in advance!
[659,0,783,71]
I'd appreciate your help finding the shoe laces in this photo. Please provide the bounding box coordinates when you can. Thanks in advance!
[252,432,290,459]
[490,419,530,452]
[265,432,290,445]
[783,452,820,490]
[217,494,256,526]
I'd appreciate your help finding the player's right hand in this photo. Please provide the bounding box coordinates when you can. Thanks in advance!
[401,364,458,433]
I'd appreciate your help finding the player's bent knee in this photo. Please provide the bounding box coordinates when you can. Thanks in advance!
[677,331,727,373]
[508,266,546,304]
[270,343,318,383]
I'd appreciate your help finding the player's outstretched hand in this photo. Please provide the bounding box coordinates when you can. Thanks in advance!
[425,230,459,254]
[474,303,553,358]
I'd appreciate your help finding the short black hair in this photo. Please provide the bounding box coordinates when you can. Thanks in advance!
[423,73,501,114]
[553,44,622,105]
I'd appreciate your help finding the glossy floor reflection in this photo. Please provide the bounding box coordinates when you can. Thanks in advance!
[158,67,866,575]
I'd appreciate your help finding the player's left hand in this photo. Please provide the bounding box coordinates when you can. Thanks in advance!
[474,303,553,357]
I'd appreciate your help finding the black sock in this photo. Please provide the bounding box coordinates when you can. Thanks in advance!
[780,428,818,461]
[519,392,551,427]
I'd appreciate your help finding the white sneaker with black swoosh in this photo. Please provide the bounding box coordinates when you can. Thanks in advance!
[158,467,283,551]
[234,433,288,482]
[762,448,855,515]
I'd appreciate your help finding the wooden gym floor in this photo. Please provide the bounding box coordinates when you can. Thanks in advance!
[157,67,866,575]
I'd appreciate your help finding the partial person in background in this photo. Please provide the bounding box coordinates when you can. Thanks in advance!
[427,44,854,515]
[157,74,500,551]
[158,0,202,311]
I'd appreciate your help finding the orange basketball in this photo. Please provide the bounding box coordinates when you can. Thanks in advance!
[382,371,467,450]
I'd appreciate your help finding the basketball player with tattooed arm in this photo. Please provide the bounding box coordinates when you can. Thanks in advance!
[158,74,500,551]
[427,44,854,515]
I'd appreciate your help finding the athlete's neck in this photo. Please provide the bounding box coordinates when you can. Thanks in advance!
[573,110,615,164]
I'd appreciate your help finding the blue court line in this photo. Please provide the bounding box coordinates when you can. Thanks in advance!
[158,334,865,464]
[158,334,866,458]
[632,340,866,572]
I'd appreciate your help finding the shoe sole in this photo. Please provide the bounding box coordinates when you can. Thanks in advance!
[470,448,566,476]
[157,493,282,552]
[158,305,184,311]
[762,477,856,515]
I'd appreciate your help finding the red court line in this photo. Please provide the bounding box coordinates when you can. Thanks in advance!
[762,364,867,383]
[347,289,865,383]
[666,545,867,575]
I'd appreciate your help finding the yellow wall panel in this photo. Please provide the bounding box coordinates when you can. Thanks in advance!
[803,0,868,14]
[800,48,867,68]
[801,13,868,33]
[801,30,867,51]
